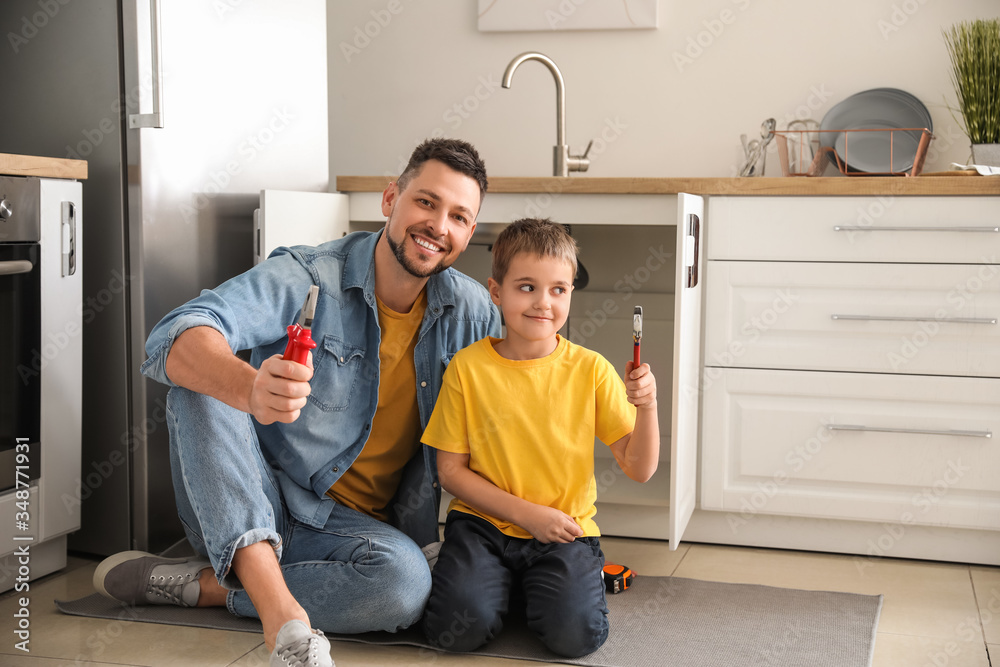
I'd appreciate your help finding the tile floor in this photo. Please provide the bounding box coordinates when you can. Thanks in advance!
[0,539,996,667]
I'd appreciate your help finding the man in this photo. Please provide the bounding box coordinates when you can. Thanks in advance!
[94,139,500,667]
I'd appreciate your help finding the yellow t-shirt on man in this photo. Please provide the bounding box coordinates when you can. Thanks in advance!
[326,291,426,521]
[421,335,636,539]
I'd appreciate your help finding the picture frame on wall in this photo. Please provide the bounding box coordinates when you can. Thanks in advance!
[478,0,658,32]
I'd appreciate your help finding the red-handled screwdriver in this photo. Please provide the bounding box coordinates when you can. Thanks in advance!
[632,306,642,368]
[283,285,319,365]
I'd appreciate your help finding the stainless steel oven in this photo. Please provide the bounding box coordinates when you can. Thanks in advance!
[0,177,41,491]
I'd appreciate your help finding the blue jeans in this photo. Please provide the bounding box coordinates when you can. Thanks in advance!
[165,387,431,633]
[423,512,609,658]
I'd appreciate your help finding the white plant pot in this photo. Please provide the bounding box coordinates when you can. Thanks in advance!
[971,143,1000,167]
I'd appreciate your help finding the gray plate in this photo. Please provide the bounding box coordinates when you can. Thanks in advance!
[820,88,932,173]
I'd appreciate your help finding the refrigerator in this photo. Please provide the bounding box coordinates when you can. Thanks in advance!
[0,0,329,555]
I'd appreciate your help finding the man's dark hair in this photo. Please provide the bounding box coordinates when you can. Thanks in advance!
[396,138,488,200]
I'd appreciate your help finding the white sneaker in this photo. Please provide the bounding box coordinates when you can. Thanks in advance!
[270,619,334,667]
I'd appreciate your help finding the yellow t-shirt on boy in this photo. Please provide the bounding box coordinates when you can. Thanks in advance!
[421,335,636,539]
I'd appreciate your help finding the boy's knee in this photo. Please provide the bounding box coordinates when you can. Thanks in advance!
[543,623,608,658]
[423,604,494,653]
[534,607,608,658]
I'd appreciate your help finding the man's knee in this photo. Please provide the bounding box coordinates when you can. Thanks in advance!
[166,385,259,463]
[166,385,200,410]
[372,540,433,631]
[167,386,227,420]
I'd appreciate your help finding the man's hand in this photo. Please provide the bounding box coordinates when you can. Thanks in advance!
[249,354,313,425]
[519,504,583,544]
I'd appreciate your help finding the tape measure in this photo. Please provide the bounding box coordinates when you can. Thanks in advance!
[602,562,635,594]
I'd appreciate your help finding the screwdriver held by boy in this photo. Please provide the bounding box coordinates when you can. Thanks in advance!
[420,218,658,658]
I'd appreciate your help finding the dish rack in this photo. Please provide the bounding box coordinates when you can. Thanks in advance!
[773,128,933,177]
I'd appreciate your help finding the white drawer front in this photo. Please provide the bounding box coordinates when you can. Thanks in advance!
[700,368,1000,531]
[0,487,39,558]
[707,196,1000,263]
[704,261,1000,377]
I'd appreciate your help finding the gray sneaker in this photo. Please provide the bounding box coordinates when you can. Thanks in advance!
[93,550,211,607]
[271,619,334,667]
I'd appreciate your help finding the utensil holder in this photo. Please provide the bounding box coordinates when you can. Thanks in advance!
[773,128,933,177]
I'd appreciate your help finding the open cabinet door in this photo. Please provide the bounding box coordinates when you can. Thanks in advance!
[669,193,704,548]
[254,190,351,264]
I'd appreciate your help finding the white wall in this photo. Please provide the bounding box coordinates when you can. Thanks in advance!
[328,1,997,181]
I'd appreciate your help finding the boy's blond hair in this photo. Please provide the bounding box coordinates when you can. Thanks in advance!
[491,218,578,283]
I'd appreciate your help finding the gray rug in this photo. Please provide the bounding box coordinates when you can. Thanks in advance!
[57,575,882,667]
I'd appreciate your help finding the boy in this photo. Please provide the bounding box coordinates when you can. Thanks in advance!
[421,218,659,658]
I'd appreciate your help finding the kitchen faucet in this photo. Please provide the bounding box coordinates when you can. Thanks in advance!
[502,52,592,177]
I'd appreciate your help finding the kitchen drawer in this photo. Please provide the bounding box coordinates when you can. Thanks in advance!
[0,487,39,558]
[707,196,1000,263]
[700,367,1000,530]
[704,261,1000,377]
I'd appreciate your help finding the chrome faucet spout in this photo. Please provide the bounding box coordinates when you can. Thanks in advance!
[501,51,591,177]
[502,52,566,149]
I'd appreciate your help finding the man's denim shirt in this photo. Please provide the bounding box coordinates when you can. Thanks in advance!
[141,230,500,544]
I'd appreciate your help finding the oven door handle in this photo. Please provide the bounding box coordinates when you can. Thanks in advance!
[0,260,33,276]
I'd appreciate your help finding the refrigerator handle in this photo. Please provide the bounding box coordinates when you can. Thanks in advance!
[129,0,164,129]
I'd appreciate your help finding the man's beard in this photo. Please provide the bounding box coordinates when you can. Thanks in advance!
[386,224,451,279]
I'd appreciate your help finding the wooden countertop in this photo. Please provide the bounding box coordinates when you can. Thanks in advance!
[0,153,88,180]
[337,175,1000,196]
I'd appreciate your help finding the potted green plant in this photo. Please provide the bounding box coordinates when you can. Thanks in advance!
[943,18,1000,166]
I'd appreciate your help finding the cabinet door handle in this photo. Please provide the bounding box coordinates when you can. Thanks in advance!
[833,225,1000,233]
[826,424,992,438]
[129,0,164,129]
[62,201,77,276]
[831,314,997,325]
[686,213,700,288]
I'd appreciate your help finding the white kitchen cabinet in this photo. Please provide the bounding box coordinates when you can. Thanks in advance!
[699,195,1000,563]
[335,177,1000,563]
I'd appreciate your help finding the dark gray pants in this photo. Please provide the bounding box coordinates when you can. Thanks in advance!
[423,512,609,658]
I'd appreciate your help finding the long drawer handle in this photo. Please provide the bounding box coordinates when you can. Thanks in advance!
[831,314,997,324]
[827,424,992,438]
[833,225,1000,233]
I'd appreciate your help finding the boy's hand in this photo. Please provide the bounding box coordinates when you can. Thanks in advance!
[249,353,313,425]
[624,361,657,409]
[520,504,584,544]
